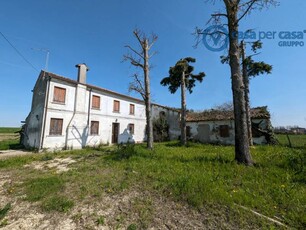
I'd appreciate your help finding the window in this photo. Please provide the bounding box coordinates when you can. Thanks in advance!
[129,104,135,115]
[128,123,135,134]
[49,118,63,135]
[91,121,99,135]
[186,126,191,138]
[219,125,230,138]
[53,86,66,103]
[92,95,100,109]
[113,100,120,112]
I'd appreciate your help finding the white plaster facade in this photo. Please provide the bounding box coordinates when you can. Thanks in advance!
[23,64,180,150]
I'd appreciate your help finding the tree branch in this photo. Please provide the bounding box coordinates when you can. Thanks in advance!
[148,34,158,49]
[123,54,144,68]
[211,13,228,18]
[124,45,144,59]
[133,29,145,48]
[238,0,257,22]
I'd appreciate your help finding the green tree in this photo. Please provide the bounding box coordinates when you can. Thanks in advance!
[160,57,205,145]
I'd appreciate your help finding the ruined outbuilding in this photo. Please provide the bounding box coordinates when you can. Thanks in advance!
[186,107,274,145]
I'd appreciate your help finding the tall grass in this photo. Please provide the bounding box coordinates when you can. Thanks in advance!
[1,142,305,228]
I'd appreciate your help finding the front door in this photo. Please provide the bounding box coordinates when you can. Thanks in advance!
[112,123,120,144]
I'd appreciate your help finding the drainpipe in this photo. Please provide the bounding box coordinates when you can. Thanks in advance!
[65,82,79,149]
[87,88,92,128]
[40,75,51,150]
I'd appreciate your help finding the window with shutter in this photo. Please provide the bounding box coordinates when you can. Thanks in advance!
[129,104,135,115]
[113,100,120,112]
[49,118,63,135]
[91,121,99,135]
[128,123,135,134]
[92,95,100,109]
[219,125,230,138]
[53,87,66,103]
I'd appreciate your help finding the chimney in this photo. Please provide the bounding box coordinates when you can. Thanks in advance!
[75,63,89,84]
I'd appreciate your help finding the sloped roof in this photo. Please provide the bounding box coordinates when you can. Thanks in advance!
[186,106,270,122]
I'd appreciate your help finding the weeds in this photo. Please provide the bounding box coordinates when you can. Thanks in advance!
[24,176,64,201]
[0,203,11,220]
[95,216,105,225]
[42,196,74,212]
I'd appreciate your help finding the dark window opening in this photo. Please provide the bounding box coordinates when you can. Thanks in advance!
[128,123,135,134]
[219,125,229,138]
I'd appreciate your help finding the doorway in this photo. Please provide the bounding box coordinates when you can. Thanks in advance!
[112,123,120,144]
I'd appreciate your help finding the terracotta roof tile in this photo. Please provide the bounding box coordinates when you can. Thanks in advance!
[186,106,270,122]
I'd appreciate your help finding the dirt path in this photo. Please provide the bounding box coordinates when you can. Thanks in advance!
[0,150,35,159]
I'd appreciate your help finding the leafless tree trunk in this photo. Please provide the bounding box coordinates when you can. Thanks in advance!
[123,29,157,149]
[180,71,187,145]
[241,41,253,146]
[143,39,154,149]
[225,0,253,165]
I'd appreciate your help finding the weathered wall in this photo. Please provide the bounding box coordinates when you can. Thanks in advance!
[151,104,180,140]
[187,118,269,145]
[187,120,235,145]
[23,72,48,148]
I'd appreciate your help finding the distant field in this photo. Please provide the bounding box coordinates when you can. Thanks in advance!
[0,127,21,150]
[276,134,306,148]
[0,127,21,133]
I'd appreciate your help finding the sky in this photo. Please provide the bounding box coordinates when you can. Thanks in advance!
[0,0,305,128]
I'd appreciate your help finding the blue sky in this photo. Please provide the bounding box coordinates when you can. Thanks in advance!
[0,0,305,127]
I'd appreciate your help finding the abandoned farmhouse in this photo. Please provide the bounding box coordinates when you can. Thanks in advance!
[22,64,273,150]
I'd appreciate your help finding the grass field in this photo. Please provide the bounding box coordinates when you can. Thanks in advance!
[0,128,305,228]
[276,134,306,148]
[0,127,20,134]
[0,127,21,150]
[0,142,305,228]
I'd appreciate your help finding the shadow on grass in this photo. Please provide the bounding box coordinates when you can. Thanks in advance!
[9,143,24,150]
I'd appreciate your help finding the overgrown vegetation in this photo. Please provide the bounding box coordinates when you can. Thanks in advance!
[1,142,305,228]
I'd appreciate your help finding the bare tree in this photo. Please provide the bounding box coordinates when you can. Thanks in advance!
[123,29,158,149]
[196,0,278,165]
